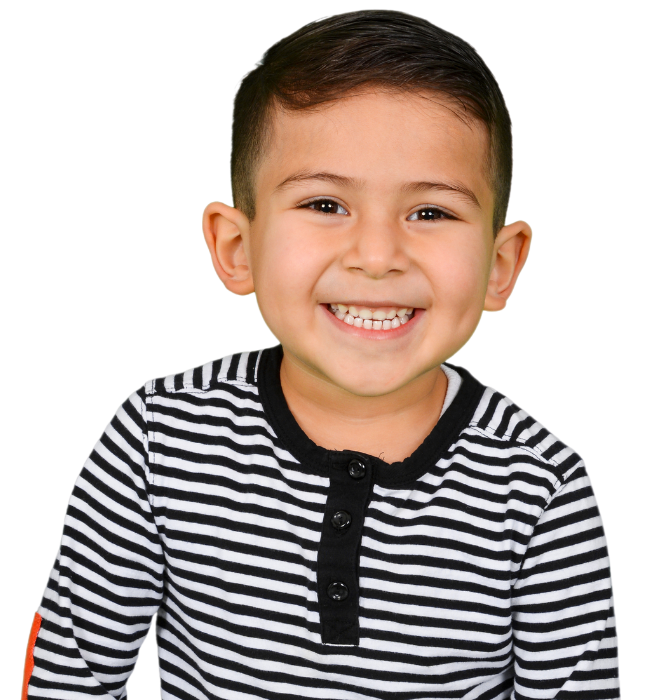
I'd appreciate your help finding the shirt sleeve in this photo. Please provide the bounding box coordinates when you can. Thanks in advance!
[25,388,164,699]
[511,464,620,699]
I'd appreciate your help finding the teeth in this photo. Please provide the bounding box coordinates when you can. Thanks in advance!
[331,305,414,319]
[328,303,416,331]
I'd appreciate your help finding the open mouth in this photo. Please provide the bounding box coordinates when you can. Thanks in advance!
[326,303,415,330]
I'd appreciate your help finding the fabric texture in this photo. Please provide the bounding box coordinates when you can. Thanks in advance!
[27,345,619,699]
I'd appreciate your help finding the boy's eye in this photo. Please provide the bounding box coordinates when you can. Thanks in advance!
[298,199,345,214]
[298,199,454,221]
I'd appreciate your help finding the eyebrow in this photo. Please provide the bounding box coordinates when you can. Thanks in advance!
[273,169,481,209]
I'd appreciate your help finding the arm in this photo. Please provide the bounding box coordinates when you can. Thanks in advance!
[511,465,620,699]
[23,388,164,699]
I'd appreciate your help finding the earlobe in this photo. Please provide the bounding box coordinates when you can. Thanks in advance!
[202,201,255,295]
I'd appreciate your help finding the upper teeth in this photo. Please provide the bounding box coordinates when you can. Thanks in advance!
[331,304,413,319]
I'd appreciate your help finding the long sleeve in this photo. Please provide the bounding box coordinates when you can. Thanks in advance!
[511,464,620,698]
[24,389,165,699]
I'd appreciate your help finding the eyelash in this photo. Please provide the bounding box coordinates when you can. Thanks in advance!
[297,198,456,222]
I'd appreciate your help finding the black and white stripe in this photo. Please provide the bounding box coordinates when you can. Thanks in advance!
[29,345,619,699]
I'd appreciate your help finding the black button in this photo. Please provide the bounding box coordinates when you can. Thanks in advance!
[331,510,352,529]
[348,459,366,479]
[327,582,349,601]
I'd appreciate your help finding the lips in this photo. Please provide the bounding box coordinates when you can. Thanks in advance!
[320,304,422,340]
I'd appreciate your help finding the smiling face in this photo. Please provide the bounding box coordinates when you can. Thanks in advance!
[205,90,530,399]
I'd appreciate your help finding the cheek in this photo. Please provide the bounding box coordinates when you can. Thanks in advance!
[431,237,491,314]
[251,220,328,317]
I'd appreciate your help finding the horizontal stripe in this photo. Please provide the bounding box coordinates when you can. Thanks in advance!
[28,347,619,699]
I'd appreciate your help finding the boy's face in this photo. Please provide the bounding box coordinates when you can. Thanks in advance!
[207,90,529,397]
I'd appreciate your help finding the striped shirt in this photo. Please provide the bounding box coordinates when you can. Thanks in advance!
[26,344,620,699]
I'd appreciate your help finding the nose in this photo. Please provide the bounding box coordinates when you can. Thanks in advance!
[341,214,409,279]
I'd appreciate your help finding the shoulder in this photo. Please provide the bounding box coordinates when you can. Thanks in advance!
[457,371,585,503]
[142,348,265,397]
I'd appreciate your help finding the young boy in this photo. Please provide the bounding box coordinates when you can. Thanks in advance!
[22,10,620,700]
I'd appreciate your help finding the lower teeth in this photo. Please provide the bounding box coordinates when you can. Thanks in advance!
[329,307,412,329]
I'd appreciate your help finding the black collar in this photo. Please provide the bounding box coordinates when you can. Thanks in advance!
[256,344,485,488]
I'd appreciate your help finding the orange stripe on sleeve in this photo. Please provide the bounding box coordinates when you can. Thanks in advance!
[21,613,42,700]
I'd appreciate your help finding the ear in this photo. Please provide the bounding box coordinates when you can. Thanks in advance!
[484,220,532,311]
[202,201,255,295]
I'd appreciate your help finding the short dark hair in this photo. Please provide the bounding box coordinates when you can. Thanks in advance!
[231,10,512,235]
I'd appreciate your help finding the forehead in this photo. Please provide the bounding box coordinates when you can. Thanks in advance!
[256,90,492,210]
